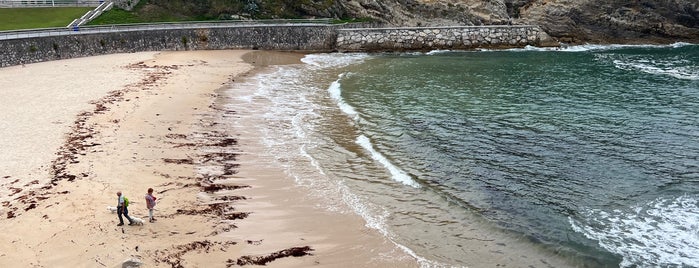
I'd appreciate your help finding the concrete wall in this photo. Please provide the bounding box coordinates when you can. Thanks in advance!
[0,24,558,68]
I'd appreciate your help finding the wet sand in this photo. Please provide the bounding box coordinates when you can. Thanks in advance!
[0,50,416,267]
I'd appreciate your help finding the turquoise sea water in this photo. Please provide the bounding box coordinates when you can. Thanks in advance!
[228,44,699,267]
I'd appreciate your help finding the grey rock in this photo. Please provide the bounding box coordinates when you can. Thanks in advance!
[299,0,698,44]
[122,257,142,268]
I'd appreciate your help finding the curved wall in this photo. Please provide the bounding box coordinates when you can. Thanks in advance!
[0,24,556,67]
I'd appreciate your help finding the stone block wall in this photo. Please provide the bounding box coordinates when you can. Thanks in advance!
[336,25,557,51]
[0,24,560,67]
[0,25,338,67]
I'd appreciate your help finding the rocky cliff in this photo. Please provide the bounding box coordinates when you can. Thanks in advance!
[131,0,698,44]
[297,0,699,44]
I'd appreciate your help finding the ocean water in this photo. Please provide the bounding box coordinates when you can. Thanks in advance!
[226,43,699,267]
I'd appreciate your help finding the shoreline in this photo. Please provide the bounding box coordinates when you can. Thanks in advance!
[0,50,417,267]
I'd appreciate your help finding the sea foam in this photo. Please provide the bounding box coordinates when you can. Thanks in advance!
[570,195,699,267]
[326,73,421,188]
[327,75,359,120]
[356,135,420,188]
[508,43,698,53]
[613,59,699,80]
[301,53,371,68]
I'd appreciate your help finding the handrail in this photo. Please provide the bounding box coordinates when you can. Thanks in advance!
[0,19,335,40]
[0,0,104,7]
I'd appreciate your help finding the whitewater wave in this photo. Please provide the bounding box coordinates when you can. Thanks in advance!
[426,49,453,55]
[570,195,699,267]
[560,43,684,52]
[327,74,359,120]
[324,73,420,189]
[613,59,699,80]
[356,135,421,188]
[301,52,371,68]
[504,42,697,52]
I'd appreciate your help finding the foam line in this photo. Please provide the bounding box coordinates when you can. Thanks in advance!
[356,135,420,188]
[327,76,360,120]
[570,195,699,267]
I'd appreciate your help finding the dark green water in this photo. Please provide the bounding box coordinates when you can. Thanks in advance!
[237,44,699,267]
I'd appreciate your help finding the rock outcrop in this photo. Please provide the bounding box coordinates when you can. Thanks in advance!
[516,0,699,43]
[128,0,698,44]
[296,0,699,44]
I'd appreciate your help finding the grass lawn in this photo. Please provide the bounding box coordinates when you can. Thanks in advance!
[0,7,92,31]
[87,8,149,25]
[88,0,191,25]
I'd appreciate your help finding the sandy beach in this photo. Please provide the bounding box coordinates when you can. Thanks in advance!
[0,50,417,267]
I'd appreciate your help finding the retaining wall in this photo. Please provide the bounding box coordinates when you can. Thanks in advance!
[336,25,555,51]
[0,25,338,67]
[0,24,557,68]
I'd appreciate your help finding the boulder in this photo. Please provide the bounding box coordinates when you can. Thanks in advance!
[122,257,142,268]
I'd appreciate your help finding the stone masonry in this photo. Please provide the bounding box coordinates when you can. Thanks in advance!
[336,25,557,51]
[0,24,558,67]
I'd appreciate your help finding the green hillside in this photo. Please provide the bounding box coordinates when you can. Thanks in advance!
[89,0,338,25]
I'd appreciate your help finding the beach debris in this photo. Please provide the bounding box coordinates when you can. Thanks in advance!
[172,142,198,148]
[222,163,239,175]
[246,239,263,245]
[200,183,248,193]
[209,138,237,147]
[8,187,22,196]
[230,246,314,266]
[165,133,188,139]
[223,212,250,221]
[152,240,236,268]
[24,203,37,211]
[215,196,247,202]
[162,158,194,165]
[200,152,239,164]
[176,203,226,216]
[208,224,237,236]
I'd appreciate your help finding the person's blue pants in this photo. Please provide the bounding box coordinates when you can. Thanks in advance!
[118,205,133,224]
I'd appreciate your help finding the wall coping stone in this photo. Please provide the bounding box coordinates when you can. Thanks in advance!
[338,25,540,31]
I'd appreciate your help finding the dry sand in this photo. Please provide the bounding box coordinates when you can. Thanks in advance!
[0,50,417,267]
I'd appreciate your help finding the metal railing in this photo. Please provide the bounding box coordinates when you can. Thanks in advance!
[0,19,335,40]
[0,0,104,7]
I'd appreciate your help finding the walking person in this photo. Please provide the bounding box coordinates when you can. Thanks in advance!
[145,188,157,223]
[116,191,134,226]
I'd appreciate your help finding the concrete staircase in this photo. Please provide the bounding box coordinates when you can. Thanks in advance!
[67,0,112,29]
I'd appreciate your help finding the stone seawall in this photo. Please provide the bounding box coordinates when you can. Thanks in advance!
[336,25,556,51]
[0,25,337,68]
[0,24,558,68]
